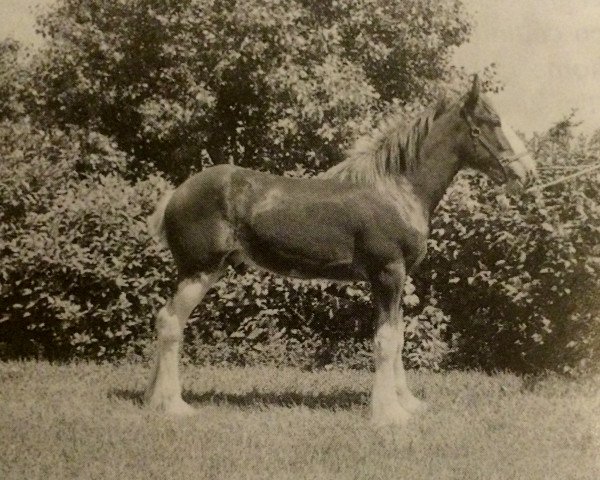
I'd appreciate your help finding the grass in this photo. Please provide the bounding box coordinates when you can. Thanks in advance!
[0,362,598,480]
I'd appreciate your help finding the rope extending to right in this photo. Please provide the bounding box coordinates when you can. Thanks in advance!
[528,161,600,192]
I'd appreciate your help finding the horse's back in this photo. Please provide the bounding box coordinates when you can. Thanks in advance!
[169,164,235,214]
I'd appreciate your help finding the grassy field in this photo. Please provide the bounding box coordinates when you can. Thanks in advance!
[0,362,598,480]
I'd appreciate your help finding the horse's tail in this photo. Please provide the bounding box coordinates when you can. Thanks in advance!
[147,189,174,249]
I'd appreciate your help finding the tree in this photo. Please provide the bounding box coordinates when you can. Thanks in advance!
[0,39,28,120]
[26,0,472,180]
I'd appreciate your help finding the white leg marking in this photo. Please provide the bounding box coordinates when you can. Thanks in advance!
[371,321,411,427]
[145,274,218,414]
[393,319,426,414]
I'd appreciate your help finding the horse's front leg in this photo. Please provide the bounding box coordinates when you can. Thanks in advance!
[370,262,411,427]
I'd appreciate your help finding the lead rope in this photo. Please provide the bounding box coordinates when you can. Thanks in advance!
[527,161,600,192]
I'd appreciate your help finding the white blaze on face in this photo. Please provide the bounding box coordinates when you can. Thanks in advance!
[501,122,527,157]
[500,122,537,184]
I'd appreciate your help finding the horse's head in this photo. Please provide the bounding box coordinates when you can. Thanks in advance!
[459,75,537,191]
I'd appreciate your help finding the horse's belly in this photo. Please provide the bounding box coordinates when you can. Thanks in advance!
[242,249,365,281]
[239,206,366,281]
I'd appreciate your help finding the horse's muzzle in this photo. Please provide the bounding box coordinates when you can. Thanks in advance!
[504,153,537,191]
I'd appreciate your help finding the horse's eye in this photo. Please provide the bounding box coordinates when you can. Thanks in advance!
[471,127,481,136]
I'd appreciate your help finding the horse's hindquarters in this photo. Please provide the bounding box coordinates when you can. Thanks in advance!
[164,165,239,274]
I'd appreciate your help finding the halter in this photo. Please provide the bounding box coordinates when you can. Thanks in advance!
[462,111,531,175]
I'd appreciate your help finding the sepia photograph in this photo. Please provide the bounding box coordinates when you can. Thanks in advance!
[1,0,599,478]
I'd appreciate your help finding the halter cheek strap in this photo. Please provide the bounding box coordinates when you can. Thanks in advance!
[462,112,528,170]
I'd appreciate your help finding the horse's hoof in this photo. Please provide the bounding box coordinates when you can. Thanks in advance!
[402,396,427,414]
[146,396,196,416]
[167,399,196,416]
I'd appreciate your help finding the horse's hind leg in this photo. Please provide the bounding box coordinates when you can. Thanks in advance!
[145,270,221,414]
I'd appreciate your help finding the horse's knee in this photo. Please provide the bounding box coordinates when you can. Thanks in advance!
[371,262,406,305]
[382,263,406,289]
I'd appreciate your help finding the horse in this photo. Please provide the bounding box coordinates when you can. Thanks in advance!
[143,76,536,427]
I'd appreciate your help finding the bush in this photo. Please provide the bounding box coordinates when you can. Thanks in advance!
[2,115,599,376]
[0,120,173,359]
[418,143,600,375]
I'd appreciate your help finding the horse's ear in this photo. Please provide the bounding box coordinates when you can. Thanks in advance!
[464,74,481,112]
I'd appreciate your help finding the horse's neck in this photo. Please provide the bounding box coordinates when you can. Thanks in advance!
[322,106,463,218]
[404,115,462,216]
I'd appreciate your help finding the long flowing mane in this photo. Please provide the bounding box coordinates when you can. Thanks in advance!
[322,100,448,184]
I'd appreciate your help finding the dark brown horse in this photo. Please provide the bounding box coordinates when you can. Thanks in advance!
[144,76,536,426]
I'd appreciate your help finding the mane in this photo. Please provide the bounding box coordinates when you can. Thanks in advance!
[321,99,448,184]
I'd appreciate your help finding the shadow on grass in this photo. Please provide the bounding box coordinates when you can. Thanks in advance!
[108,388,368,410]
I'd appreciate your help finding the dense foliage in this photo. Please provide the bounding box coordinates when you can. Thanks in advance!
[424,172,600,374]
[21,0,472,179]
[432,115,600,374]
[0,120,174,359]
[1,1,598,375]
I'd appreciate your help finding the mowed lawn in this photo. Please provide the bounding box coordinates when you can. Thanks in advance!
[0,362,598,480]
